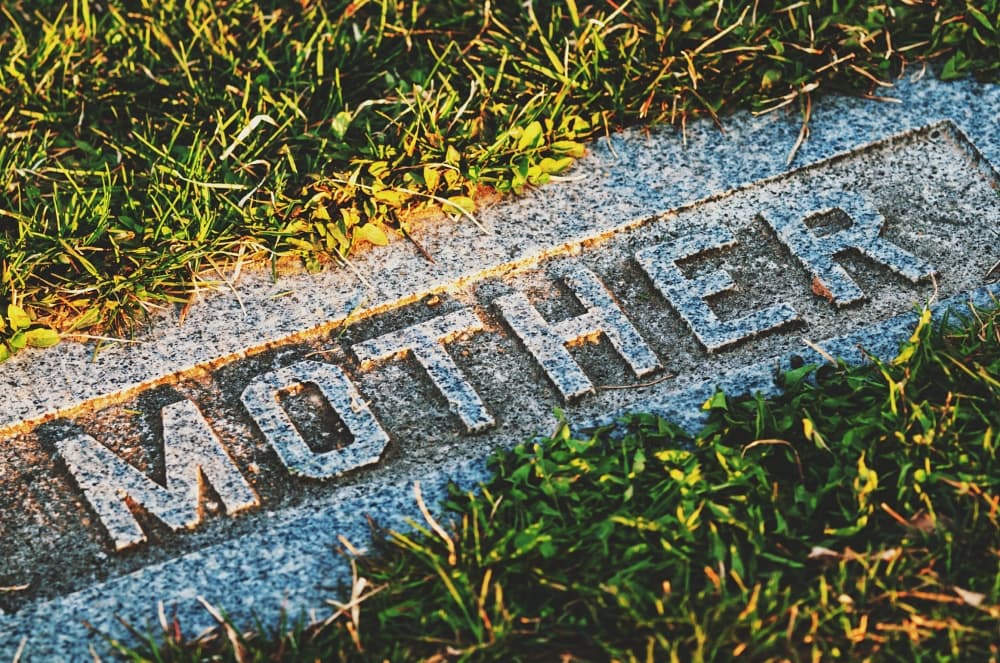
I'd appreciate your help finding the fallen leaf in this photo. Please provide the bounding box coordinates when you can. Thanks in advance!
[953,586,986,607]
[808,546,840,560]
[811,276,834,303]
[354,223,389,246]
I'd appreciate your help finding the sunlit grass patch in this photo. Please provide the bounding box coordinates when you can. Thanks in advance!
[2,0,998,359]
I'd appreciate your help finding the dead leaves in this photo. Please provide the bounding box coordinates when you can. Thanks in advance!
[811,276,835,303]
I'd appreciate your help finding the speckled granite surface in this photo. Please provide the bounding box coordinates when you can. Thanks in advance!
[1,73,998,659]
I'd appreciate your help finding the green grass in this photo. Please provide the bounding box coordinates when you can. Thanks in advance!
[110,303,1000,661]
[2,1,999,360]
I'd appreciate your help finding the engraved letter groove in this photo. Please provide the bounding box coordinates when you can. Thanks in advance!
[57,399,259,551]
[635,226,799,352]
[760,190,937,306]
[241,360,390,479]
[352,308,495,432]
[495,266,661,401]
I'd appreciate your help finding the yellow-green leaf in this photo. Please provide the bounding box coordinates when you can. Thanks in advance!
[446,196,476,215]
[286,237,314,251]
[331,111,352,140]
[518,120,544,151]
[555,114,591,139]
[25,328,59,348]
[354,223,389,246]
[339,207,361,228]
[539,156,574,174]
[968,5,994,31]
[373,189,408,207]
[894,307,931,365]
[0,345,9,362]
[311,204,331,221]
[7,305,31,331]
[702,391,727,411]
[423,165,441,191]
[9,330,26,350]
[445,145,461,166]
[551,140,585,157]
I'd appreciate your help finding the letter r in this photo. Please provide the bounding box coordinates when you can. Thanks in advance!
[760,190,936,306]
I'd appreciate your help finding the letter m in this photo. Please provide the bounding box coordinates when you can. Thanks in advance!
[57,400,259,551]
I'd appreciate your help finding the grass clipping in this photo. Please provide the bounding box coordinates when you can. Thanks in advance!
[123,304,1000,660]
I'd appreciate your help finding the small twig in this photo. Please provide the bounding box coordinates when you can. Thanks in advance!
[237,171,270,208]
[399,225,436,264]
[165,169,250,191]
[691,6,750,56]
[786,90,812,167]
[861,94,902,104]
[741,438,804,481]
[871,590,964,605]
[323,562,385,625]
[601,110,618,157]
[800,336,837,365]
[415,481,457,566]
[303,347,342,360]
[205,254,247,318]
[598,372,675,390]
[445,81,478,135]
[322,557,386,652]
[61,333,147,345]
[928,272,939,306]
[546,172,588,183]
[197,596,250,663]
[219,114,279,161]
[337,534,364,557]
[986,258,1000,281]
[849,63,894,87]
[753,81,819,117]
[11,636,27,663]
[813,52,856,75]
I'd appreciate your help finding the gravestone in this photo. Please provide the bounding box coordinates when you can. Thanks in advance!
[1,75,998,657]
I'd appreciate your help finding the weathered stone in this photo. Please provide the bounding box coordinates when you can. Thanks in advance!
[352,308,495,432]
[241,360,390,480]
[634,226,799,351]
[759,189,937,306]
[496,265,660,401]
[57,399,259,551]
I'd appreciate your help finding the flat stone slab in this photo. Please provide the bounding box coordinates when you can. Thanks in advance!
[1,75,998,657]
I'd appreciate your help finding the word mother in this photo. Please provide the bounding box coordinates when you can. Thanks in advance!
[58,189,935,550]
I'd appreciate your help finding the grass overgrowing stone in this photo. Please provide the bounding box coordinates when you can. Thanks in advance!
[113,303,1000,660]
[2,0,999,358]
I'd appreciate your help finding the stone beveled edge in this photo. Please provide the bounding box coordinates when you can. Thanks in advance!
[3,282,997,661]
[0,118,988,439]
